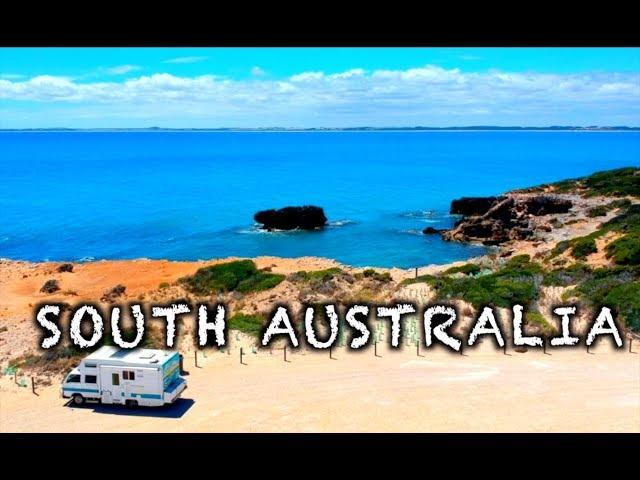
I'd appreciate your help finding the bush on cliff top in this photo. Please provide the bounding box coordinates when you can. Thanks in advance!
[179,260,285,295]
[544,167,640,197]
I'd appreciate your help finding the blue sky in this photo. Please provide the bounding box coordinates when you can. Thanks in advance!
[1,48,639,128]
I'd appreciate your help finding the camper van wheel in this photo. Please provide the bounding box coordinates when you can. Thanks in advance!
[72,394,85,406]
[125,399,138,409]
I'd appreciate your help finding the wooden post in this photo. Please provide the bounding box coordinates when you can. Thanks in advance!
[240,347,245,365]
[194,350,199,368]
[14,371,17,385]
[587,343,591,354]
[503,342,507,355]
[415,267,418,278]
[31,377,36,395]
[374,341,380,357]
[284,345,289,363]
[329,346,335,360]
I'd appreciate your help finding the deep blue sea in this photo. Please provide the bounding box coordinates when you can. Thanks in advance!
[1,131,638,268]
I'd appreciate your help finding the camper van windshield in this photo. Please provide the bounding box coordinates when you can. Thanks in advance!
[66,374,81,383]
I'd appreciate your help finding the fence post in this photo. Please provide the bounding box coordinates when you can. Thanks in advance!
[415,267,418,279]
[284,345,289,363]
[32,377,36,395]
[330,346,335,360]
[194,350,199,368]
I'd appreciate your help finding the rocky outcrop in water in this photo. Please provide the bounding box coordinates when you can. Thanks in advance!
[443,194,573,245]
[254,206,327,231]
[422,227,445,235]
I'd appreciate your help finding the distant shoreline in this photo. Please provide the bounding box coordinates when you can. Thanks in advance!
[1,126,639,132]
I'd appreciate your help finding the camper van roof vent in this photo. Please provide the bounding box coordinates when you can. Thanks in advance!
[138,352,156,360]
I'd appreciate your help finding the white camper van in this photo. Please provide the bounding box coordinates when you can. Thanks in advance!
[61,346,187,407]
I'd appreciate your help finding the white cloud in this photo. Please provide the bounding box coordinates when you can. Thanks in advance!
[163,56,208,64]
[106,64,140,75]
[0,65,638,127]
[251,66,266,77]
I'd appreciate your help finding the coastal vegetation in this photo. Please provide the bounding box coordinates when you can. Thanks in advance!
[357,269,393,282]
[228,313,266,337]
[179,260,285,295]
[289,267,344,283]
[403,255,542,309]
[524,167,640,197]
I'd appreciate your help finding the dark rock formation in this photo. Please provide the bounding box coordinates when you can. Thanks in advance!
[40,279,60,294]
[57,263,74,273]
[450,196,504,216]
[101,284,126,303]
[443,194,572,245]
[422,227,444,235]
[254,206,327,230]
[522,196,572,215]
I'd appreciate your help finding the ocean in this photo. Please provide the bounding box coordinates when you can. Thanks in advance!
[1,131,638,268]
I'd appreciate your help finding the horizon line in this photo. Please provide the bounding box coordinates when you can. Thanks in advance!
[1,125,639,132]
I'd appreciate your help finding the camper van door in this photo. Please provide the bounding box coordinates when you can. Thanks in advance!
[100,366,124,404]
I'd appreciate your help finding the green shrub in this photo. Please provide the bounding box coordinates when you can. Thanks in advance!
[608,198,632,210]
[526,311,557,336]
[542,262,592,286]
[605,233,640,265]
[228,313,266,336]
[179,260,284,295]
[601,203,640,234]
[236,272,286,293]
[586,205,608,218]
[582,167,640,197]
[158,282,170,289]
[570,237,598,259]
[604,282,640,332]
[401,274,438,286]
[403,255,542,308]
[291,268,344,283]
[442,263,481,276]
[527,167,640,197]
[549,240,570,258]
[362,269,393,282]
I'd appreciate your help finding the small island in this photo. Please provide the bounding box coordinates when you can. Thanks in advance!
[254,205,328,231]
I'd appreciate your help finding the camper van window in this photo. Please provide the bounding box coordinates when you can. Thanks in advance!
[111,373,120,386]
[123,370,135,381]
[85,362,96,368]
[85,375,97,384]
[67,374,81,383]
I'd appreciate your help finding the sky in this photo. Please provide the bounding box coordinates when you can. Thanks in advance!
[0,48,639,128]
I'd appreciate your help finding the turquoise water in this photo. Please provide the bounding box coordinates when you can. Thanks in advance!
[1,131,638,268]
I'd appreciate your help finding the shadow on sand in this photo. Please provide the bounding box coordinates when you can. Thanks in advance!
[64,398,195,419]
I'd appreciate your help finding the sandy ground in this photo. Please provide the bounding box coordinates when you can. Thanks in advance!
[2,341,638,433]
